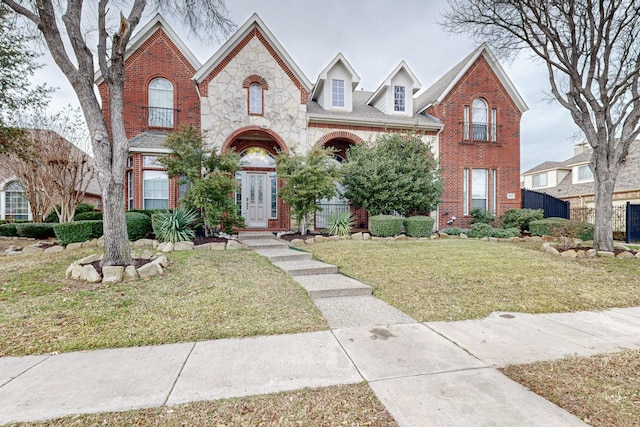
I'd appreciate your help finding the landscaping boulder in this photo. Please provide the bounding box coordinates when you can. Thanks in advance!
[44,246,64,254]
[395,234,407,240]
[66,242,82,251]
[597,251,615,257]
[290,238,304,245]
[173,241,194,251]
[226,240,244,250]
[140,249,154,259]
[160,242,174,253]
[616,251,634,260]
[82,239,97,248]
[363,233,371,240]
[66,263,83,279]
[561,249,577,258]
[314,235,328,243]
[102,266,124,283]
[195,243,211,250]
[124,265,139,281]
[210,242,226,250]
[153,255,169,268]
[137,262,160,279]
[82,264,101,283]
[305,238,315,245]
[544,245,560,256]
[76,254,99,265]
[352,232,363,241]
[134,238,155,248]
[21,246,44,255]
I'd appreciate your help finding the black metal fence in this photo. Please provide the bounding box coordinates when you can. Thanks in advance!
[521,188,570,218]
[627,203,640,242]
[570,206,626,232]
[315,202,351,229]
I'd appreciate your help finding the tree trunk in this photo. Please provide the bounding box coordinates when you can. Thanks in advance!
[592,171,615,252]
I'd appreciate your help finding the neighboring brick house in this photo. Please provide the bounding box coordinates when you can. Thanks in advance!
[522,140,640,208]
[100,13,527,231]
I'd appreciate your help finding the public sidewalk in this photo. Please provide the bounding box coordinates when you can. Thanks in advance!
[2,306,640,426]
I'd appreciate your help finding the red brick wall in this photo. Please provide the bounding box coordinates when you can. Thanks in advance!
[98,28,200,139]
[428,55,522,229]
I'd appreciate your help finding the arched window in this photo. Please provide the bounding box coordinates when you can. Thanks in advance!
[5,181,29,220]
[240,147,275,167]
[249,83,263,115]
[148,78,174,128]
[472,98,488,141]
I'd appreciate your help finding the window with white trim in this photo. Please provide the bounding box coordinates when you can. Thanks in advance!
[491,108,497,142]
[472,99,488,141]
[471,169,488,210]
[577,165,594,182]
[148,78,174,128]
[394,85,406,112]
[4,181,28,220]
[249,83,263,114]
[463,168,469,215]
[143,170,168,209]
[331,79,345,107]
[532,173,548,188]
[463,105,470,140]
[127,171,134,210]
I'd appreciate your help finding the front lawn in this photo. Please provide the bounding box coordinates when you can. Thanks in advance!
[0,248,327,357]
[298,239,640,321]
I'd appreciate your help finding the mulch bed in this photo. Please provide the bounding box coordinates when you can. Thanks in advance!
[278,232,325,242]
[561,247,638,256]
[192,236,229,245]
[88,258,150,276]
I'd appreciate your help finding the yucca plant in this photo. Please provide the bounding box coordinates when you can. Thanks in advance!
[151,207,199,243]
[326,210,355,236]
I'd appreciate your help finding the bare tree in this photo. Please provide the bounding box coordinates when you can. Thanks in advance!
[1,0,233,265]
[443,0,640,251]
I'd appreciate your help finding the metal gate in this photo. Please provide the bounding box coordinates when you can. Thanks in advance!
[626,202,640,243]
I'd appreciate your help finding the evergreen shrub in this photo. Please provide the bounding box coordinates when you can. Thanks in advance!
[403,216,434,237]
[54,220,103,246]
[15,223,56,239]
[369,215,404,237]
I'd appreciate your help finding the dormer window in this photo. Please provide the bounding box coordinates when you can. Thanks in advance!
[249,83,263,115]
[394,85,406,112]
[332,79,345,107]
[577,165,594,182]
[148,78,174,128]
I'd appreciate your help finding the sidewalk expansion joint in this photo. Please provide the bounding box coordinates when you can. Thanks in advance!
[163,342,196,406]
[0,355,51,389]
[422,322,486,363]
[329,329,366,382]
[366,366,493,384]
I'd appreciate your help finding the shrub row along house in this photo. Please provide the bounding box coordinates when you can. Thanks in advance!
[99,13,527,232]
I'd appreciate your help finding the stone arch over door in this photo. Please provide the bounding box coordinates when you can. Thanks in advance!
[222,126,288,155]
[315,131,363,159]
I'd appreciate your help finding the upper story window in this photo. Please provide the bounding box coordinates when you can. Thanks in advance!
[394,85,406,112]
[143,155,164,167]
[4,181,29,220]
[148,78,174,128]
[332,79,345,107]
[472,98,488,141]
[532,172,548,188]
[249,83,263,115]
[577,165,594,182]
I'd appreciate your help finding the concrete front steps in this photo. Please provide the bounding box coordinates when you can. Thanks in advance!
[293,274,372,298]
[273,259,338,276]
[238,232,289,250]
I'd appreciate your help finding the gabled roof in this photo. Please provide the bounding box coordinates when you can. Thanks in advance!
[193,13,312,91]
[522,161,569,175]
[311,53,361,101]
[415,43,528,114]
[128,131,170,153]
[367,61,421,106]
[94,14,201,85]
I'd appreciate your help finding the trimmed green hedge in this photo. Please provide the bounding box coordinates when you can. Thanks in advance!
[127,209,162,218]
[467,223,493,238]
[530,218,594,241]
[500,208,543,232]
[15,223,56,239]
[369,215,404,237]
[403,216,434,237]
[75,211,104,221]
[439,227,461,236]
[53,220,104,246]
[0,223,18,237]
[126,212,152,241]
[491,227,521,238]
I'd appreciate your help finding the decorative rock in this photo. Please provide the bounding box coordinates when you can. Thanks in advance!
[66,242,82,251]
[44,245,64,254]
[371,237,385,241]
[21,246,44,255]
[173,241,195,251]
[137,262,160,279]
[576,251,587,258]
[351,232,363,241]
[4,245,16,252]
[154,255,169,268]
[82,264,101,283]
[102,266,124,283]
[616,251,634,259]
[438,233,449,238]
[151,259,164,274]
[328,235,340,241]
[561,249,577,258]
[395,234,407,241]
[587,249,598,257]
[290,238,304,245]
[195,243,211,250]
[140,249,154,259]
[97,236,105,248]
[156,242,167,252]
[460,234,468,239]
[614,244,631,251]
[363,233,371,240]
[636,252,640,259]
[530,236,543,242]
[314,235,328,243]
[124,265,139,280]
[211,242,226,250]
[134,238,155,248]
[76,254,99,265]
[430,235,438,240]
[152,240,160,249]
[488,237,498,242]
[339,235,350,240]
[82,240,97,248]
[545,245,560,256]
[226,240,244,250]
[596,251,615,257]
[305,238,315,245]
[542,236,554,242]
[161,242,174,253]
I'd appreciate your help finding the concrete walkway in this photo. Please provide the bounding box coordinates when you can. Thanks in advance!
[1,234,639,425]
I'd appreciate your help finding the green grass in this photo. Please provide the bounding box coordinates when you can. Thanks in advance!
[0,248,327,356]
[502,350,640,427]
[298,239,640,321]
[7,384,397,427]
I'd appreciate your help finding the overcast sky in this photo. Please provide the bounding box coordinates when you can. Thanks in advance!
[30,0,583,171]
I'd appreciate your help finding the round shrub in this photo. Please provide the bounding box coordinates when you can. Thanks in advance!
[439,227,461,236]
[75,203,96,216]
[75,211,104,221]
[126,212,152,241]
[15,223,56,239]
[490,227,520,238]
[53,220,103,246]
[369,215,404,237]
[403,215,434,237]
[500,208,543,232]
[467,223,493,238]
[0,223,18,237]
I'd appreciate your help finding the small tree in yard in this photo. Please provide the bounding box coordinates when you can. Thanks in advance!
[276,146,340,235]
[160,125,243,235]
[443,0,640,252]
[342,132,442,216]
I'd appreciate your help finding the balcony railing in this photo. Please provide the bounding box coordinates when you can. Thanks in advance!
[461,121,501,143]
[145,106,178,129]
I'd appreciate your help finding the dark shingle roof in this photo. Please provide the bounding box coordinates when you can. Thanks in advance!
[128,132,168,149]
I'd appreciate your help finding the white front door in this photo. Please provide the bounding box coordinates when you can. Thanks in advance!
[243,172,269,228]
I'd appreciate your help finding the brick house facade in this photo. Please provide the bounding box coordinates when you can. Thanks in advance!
[97,14,527,231]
